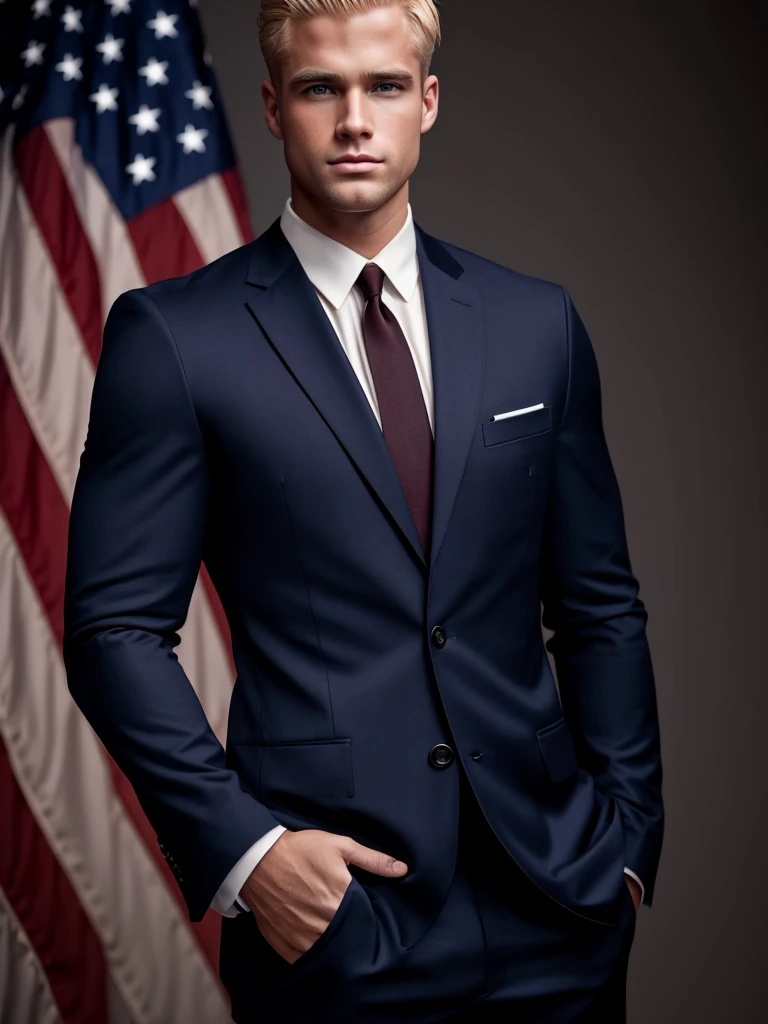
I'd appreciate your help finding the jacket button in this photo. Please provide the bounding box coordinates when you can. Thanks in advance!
[428,743,454,769]
[431,626,447,648]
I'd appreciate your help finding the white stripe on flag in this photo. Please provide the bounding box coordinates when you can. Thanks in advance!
[0,511,231,1024]
[107,975,141,1024]
[174,172,245,266]
[0,888,63,1024]
[177,585,234,746]
[44,119,146,315]
[0,127,94,503]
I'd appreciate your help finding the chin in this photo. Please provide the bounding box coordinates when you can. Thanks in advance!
[322,180,400,214]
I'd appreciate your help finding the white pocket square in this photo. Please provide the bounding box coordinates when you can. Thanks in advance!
[491,402,545,422]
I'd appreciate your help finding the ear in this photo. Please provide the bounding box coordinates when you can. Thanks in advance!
[262,78,284,140]
[421,74,439,134]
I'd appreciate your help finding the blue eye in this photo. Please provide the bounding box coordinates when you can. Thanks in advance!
[302,82,404,96]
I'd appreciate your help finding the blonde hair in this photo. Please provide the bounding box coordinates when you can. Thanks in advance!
[258,0,441,80]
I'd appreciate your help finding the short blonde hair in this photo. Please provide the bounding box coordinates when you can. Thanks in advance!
[258,0,442,80]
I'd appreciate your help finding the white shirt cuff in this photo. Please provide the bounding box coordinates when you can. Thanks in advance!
[623,866,645,904]
[210,825,288,917]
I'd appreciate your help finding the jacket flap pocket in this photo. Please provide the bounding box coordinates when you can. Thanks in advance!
[483,405,551,447]
[233,738,354,801]
[536,717,578,784]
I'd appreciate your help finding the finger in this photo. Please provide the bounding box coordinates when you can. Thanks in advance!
[338,837,408,877]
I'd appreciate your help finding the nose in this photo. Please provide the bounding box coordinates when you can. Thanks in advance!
[336,89,373,140]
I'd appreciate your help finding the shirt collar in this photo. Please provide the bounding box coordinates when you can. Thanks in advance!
[279,197,419,310]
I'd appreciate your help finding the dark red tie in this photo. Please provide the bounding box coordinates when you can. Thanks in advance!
[357,262,434,556]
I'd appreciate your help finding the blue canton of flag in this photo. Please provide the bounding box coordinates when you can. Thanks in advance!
[0,0,239,221]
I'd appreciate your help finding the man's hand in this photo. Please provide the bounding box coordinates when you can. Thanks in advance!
[625,874,642,912]
[240,829,408,964]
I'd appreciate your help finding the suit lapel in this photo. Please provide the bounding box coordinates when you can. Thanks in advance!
[244,217,485,574]
[415,226,485,572]
[245,218,426,566]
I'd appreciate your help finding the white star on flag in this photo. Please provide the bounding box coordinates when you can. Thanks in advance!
[62,6,84,32]
[128,104,161,134]
[11,84,28,110]
[138,58,170,86]
[96,33,124,63]
[32,0,52,17]
[107,0,131,13]
[89,84,119,113]
[185,80,213,110]
[147,10,179,40]
[21,40,46,67]
[126,153,156,185]
[176,123,208,154]
[56,53,84,82]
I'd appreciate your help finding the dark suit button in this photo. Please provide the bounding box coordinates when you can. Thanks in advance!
[428,743,454,769]
[431,626,447,648]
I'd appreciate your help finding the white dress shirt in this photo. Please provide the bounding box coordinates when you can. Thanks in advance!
[210,197,644,916]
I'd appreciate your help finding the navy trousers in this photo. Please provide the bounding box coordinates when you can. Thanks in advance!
[223,764,636,1023]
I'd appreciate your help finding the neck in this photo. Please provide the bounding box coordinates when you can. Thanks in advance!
[289,181,409,259]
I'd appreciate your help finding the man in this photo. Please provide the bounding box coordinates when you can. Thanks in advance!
[63,0,664,1021]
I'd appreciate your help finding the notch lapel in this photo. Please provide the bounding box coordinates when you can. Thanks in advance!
[243,218,486,575]
[245,218,427,567]
[414,225,486,572]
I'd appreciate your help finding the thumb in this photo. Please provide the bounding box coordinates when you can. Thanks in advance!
[339,838,408,877]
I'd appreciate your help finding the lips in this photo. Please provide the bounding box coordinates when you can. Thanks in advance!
[330,155,382,164]
[329,156,383,173]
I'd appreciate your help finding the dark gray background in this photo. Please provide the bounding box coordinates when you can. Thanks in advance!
[197,1,767,1019]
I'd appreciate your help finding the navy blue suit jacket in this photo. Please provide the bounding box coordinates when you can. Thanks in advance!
[63,216,663,952]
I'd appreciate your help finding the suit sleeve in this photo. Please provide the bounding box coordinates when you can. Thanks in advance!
[539,287,664,905]
[62,288,283,922]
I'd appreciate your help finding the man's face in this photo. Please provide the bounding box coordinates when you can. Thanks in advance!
[263,5,439,214]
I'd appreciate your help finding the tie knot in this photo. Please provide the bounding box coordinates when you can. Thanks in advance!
[357,262,385,301]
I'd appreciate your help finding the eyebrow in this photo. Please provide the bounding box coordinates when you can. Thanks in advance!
[287,68,416,89]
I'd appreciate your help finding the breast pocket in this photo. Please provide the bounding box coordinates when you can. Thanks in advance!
[482,404,551,447]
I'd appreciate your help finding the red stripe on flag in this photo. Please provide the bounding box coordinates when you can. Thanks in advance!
[14,127,103,365]
[220,167,255,243]
[0,356,67,640]
[0,740,109,1023]
[128,199,205,284]
[0,354,223,975]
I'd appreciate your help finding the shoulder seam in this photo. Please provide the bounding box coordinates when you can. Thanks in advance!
[129,288,206,447]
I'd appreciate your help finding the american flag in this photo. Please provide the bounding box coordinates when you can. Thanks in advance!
[0,2,253,1020]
